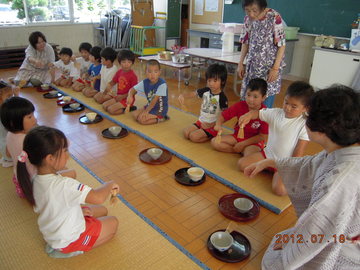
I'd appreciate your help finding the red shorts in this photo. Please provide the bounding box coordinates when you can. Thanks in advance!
[260,150,277,173]
[194,120,217,138]
[60,216,102,253]
[119,98,134,107]
[232,134,265,149]
[76,78,90,84]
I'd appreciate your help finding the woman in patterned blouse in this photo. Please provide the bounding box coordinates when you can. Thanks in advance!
[238,0,286,108]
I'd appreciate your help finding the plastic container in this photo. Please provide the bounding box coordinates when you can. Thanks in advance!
[219,23,244,34]
[221,32,234,53]
[284,27,300,40]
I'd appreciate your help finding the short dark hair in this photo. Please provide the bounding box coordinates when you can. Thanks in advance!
[285,81,314,107]
[205,63,228,89]
[242,0,267,9]
[29,31,47,49]
[146,59,161,70]
[118,49,135,64]
[90,46,102,62]
[100,47,117,62]
[17,126,68,206]
[79,42,92,53]
[59,47,73,57]
[306,85,360,146]
[247,78,267,96]
[0,97,35,132]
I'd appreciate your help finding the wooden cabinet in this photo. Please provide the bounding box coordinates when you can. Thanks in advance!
[310,47,360,89]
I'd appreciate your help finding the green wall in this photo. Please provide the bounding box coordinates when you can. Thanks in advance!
[223,0,359,38]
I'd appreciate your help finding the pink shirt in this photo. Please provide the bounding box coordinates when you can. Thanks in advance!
[6,132,37,179]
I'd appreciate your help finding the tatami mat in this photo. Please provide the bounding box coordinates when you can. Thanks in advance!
[0,159,205,270]
[55,86,291,213]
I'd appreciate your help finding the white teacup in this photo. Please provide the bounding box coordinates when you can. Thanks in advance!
[109,126,122,136]
[86,112,97,122]
[62,96,72,102]
[49,90,58,96]
[70,103,80,109]
[210,231,234,252]
[41,84,49,90]
[233,198,254,213]
[187,167,205,182]
[147,148,163,160]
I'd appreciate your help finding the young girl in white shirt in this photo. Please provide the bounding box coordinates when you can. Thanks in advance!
[17,126,119,258]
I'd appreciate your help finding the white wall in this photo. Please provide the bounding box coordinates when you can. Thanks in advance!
[0,23,97,53]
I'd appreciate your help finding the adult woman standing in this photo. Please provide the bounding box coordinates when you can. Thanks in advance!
[13,31,55,87]
[238,0,286,108]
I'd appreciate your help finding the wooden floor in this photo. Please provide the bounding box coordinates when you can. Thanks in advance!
[1,62,321,269]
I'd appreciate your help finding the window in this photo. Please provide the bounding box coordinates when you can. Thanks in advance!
[0,0,130,26]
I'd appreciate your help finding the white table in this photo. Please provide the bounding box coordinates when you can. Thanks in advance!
[138,55,191,81]
[183,48,242,96]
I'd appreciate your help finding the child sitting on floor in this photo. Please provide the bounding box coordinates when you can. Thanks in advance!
[1,97,37,197]
[72,42,92,92]
[238,81,314,196]
[1,97,76,197]
[126,60,169,125]
[17,126,119,258]
[51,47,77,88]
[102,49,138,115]
[80,46,102,97]
[178,63,228,143]
[93,47,118,104]
[211,78,268,155]
[0,80,14,168]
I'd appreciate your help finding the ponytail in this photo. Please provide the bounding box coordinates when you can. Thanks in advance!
[18,126,68,206]
[16,161,35,205]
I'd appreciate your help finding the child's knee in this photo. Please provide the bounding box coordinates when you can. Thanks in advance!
[188,132,203,142]
[237,158,247,172]
[210,137,220,150]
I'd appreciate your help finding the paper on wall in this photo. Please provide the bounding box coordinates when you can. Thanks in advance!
[195,0,204,16]
[205,0,218,12]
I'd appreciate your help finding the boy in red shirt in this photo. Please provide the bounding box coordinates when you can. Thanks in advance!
[212,78,268,156]
[102,50,138,115]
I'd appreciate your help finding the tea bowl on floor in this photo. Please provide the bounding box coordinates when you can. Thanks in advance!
[147,148,163,160]
[187,167,205,182]
[233,198,254,214]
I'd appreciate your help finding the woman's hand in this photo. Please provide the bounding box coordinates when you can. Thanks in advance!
[244,159,275,178]
[238,64,246,79]
[268,68,279,82]
[34,59,45,68]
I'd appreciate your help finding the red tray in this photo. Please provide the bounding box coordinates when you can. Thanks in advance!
[36,86,55,92]
[139,148,172,165]
[218,193,260,222]
[57,99,76,106]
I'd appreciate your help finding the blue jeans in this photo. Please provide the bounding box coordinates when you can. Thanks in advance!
[263,95,276,108]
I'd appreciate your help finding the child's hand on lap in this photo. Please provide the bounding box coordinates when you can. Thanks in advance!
[82,206,92,217]
[214,124,222,132]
